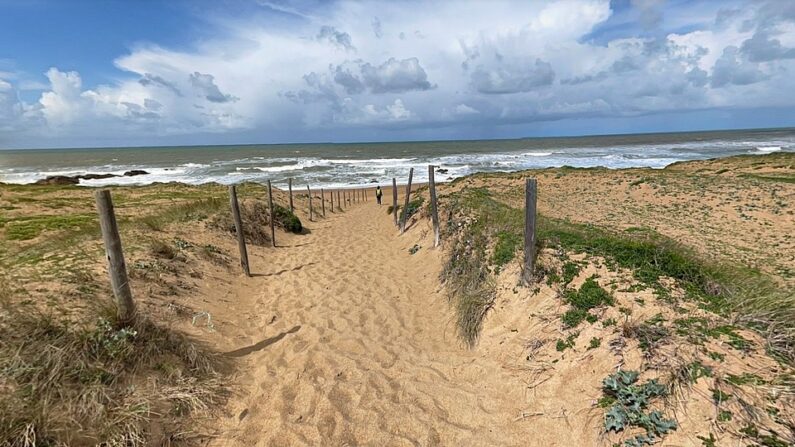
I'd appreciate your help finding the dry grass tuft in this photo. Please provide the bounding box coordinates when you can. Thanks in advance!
[209,200,303,245]
[0,279,225,446]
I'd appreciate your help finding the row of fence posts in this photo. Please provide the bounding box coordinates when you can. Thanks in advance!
[92,173,537,325]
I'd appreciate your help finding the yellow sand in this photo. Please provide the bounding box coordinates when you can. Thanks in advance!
[199,197,539,446]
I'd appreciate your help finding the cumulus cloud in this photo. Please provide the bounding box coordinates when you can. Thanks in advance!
[471,59,555,94]
[189,72,238,103]
[1,0,795,147]
[711,46,769,87]
[359,57,433,93]
[139,73,182,96]
[740,32,795,62]
[317,26,355,51]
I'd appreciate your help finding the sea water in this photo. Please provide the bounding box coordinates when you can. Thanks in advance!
[0,128,793,189]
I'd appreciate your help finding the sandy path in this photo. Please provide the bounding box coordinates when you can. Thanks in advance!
[209,200,531,446]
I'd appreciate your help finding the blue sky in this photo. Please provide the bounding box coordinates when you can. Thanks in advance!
[1,0,794,149]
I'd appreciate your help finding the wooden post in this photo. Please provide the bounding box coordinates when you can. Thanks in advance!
[522,178,537,286]
[338,190,342,210]
[228,185,251,277]
[307,185,313,221]
[392,177,398,227]
[95,189,136,324]
[288,178,294,212]
[330,188,334,213]
[321,188,326,217]
[400,167,414,234]
[428,165,440,247]
[267,180,276,247]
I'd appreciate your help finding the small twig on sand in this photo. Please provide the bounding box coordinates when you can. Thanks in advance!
[513,411,544,422]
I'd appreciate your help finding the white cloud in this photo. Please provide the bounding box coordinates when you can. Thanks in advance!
[1,0,795,147]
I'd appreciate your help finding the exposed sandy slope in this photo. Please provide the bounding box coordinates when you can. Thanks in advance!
[199,197,539,446]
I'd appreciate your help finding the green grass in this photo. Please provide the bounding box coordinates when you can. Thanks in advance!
[2,214,95,241]
[139,197,224,231]
[400,196,425,221]
[492,231,521,268]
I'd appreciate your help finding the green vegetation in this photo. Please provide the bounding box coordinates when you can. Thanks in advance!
[2,214,95,241]
[740,424,790,447]
[441,188,523,346]
[740,173,795,184]
[601,370,677,446]
[588,337,602,349]
[562,261,581,284]
[439,186,793,361]
[684,361,712,383]
[725,373,765,386]
[492,231,521,268]
[401,196,425,221]
[556,333,577,352]
[139,197,224,231]
[272,204,302,233]
[697,433,717,447]
[561,277,614,328]
[711,388,732,403]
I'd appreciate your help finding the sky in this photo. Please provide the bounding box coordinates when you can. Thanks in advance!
[1,0,795,149]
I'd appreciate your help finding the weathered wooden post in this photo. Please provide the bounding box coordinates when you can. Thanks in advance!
[228,185,251,277]
[95,189,136,324]
[522,178,537,286]
[267,180,276,247]
[392,177,398,227]
[400,167,414,234]
[428,165,440,247]
[307,185,313,221]
[338,190,342,210]
[288,178,294,212]
[330,188,334,213]
[321,188,326,217]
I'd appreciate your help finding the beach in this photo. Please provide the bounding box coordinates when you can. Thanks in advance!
[1,151,793,445]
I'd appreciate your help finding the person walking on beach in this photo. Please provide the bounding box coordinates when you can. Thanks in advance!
[375,185,383,205]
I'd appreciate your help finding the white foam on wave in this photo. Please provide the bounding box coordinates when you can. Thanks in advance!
[756,146,782,153]
[522,151,553,157]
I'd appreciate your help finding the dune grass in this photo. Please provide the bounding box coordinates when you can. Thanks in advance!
[440,186,794,361]
[0,278,225,446]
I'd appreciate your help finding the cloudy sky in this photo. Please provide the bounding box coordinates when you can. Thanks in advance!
[1,0,794,149]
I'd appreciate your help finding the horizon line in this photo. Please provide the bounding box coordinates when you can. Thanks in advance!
[1,125,793,152]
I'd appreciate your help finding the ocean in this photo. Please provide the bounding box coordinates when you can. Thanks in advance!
[1,128,793,189]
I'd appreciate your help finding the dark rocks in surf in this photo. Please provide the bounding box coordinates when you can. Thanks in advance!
[34,170,149,185]
[34,175,80,185]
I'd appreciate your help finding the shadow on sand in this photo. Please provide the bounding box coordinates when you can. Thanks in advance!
[224,326,301,358]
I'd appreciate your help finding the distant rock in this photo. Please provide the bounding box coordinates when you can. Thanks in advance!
[80,173,116,180]
[33,170,148,186]
[436,168,449,174]
[34,175,79,186]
